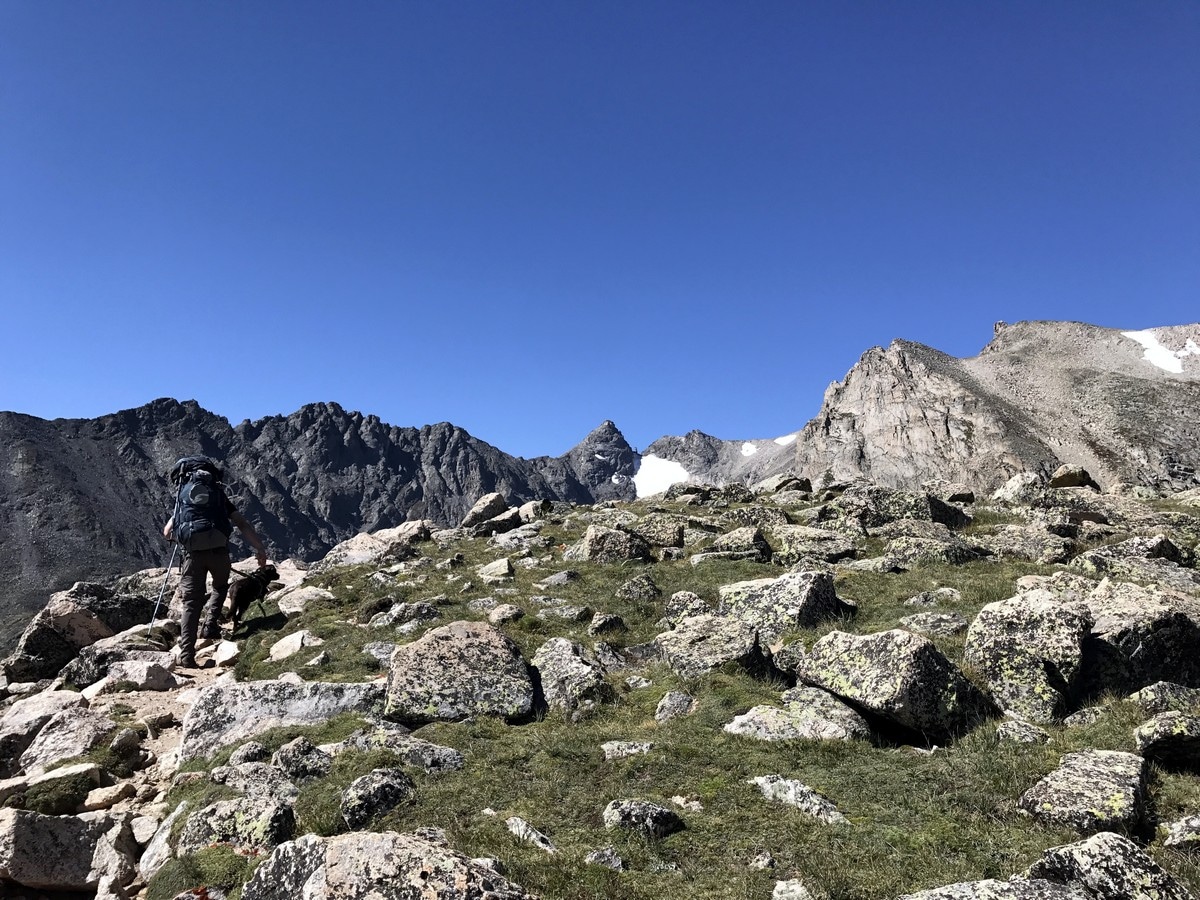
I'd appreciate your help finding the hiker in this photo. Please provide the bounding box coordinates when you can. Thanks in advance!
[162,457,268,668]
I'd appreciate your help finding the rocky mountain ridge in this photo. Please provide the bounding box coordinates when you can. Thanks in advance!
[643,321,1200,496]
[4,320,1198,648]
[0,399,635,645]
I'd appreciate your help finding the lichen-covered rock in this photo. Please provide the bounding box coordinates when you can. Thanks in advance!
[768,525,857,565]
[897,878,1089,899]
[602,799,684,838]
[615,573,661,602]
[0,691,88,777]
[996,719,1050,744]
[1133,711,1200,769]
[963,593,1092,723]
[209,762,300,804]
[563,525,652,563]
[718,571,852,642]
[3,583,156,682]
[904,587,963,607]
[58,625,175,689]
[655,691,695,723]
[20,707,117,776]
[827,485,970,529]
[884,534,979,568]
[724,686,870,742]
[1164,815,1200,852]
[899,612,969,637]
[179,679,383,761]
[341,768,415,829]
[333,728,464,775]
[970,525,1074,564]
[0,808,138,892]
[385,621,535,725]
[626,514,686,548]
[1072,539,1200,594]
[531,638,613,712]
[1078,579,1200,696]
[771,640,807,676]
[585,846,625,870]
[800,629,994,743]
[709,526,772,560]
[241,830,536,900]
[654,615,771,680]
[272,736,332,782]
[661,591,710,625]
[177,796,295,856]
[1128,681,1200,715]
[1018,750,1147,835]
[1027,830,1193,900]
[748,775,848,824]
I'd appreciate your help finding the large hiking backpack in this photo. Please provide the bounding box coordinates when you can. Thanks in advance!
[169,456,233,549]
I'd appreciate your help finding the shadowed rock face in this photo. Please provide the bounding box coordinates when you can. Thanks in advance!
[0,399,636,648]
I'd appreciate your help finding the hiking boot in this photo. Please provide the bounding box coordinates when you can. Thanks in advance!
[177,654,198,669]
[200,623,222,640]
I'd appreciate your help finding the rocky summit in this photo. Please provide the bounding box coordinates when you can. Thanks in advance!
[1,468,1200,899]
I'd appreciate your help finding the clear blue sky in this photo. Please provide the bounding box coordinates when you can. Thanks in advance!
[2,2,1196,458]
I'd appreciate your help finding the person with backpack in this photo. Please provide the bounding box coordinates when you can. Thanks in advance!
[162,457,268,668]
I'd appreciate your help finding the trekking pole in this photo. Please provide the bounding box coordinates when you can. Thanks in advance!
[148,472,186,637]
[147,542,180,637]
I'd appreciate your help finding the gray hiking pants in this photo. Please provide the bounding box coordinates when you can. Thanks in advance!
[178,546,231,659]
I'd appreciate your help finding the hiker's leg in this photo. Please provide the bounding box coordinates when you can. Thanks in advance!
[201,548,232,637]
[178,551,209,663]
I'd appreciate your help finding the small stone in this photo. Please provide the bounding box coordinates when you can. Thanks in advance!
[625,676,652,690]
[602,799,684,838]
[488,604,525,625]
[997,719,1050,744]
[602,741,652,761]
[671,795,703,811]
[773,879,815,900]
[585,846,625,870]
[506,815,557,853]
[749,851,776,869]
[655,691,695,723]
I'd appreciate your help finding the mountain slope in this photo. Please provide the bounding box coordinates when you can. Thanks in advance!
[0,399,635,643]
[794,321,1200,492]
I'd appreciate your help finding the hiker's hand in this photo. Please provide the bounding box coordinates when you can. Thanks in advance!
[256,549,268,568]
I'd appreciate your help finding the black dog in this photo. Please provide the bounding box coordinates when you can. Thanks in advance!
[227,564,278,632]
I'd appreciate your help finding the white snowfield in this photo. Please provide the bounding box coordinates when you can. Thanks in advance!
[633,454,692,498]
[632,429,801,498]
[1122,329,1200,374]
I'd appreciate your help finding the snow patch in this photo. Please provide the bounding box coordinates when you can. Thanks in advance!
[773,433,798,447]
[741,442,758,457]
[1122,329,1200,374]
[634,455,691,498]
